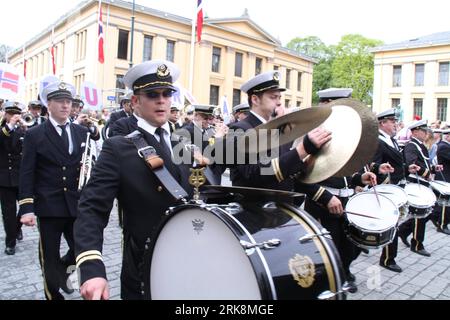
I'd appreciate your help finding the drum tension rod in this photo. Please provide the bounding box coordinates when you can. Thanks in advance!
[240,239,281,251]
[299,229,331,243]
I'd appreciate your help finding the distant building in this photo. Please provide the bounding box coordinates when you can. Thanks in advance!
[372,31,450,123]
[8,0,314,108]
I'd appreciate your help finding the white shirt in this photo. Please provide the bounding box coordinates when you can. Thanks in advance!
[250,110,268,124]
[48,116,73,154]
[379,129,397,150]
[135,115,173,156]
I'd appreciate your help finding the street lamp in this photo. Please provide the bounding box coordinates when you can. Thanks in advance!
[129,0,135,68]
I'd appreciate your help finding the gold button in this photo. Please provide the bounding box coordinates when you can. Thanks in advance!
[64,188,68,192]
[157,186,163,192]
[8,154,11,156]
[62,167,66,170]
[63,177,67,181]
[8,167,12,170]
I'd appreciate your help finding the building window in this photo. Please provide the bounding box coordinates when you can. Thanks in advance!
[235,52,243,77]
[232,89,241,107]
[296,101,301,108]
[75,30,87,61]
[415,64,424,86]
[393,65,402,87]
[212,47,221,73]
[391,98,400,109]
[255,57,262,75]
[437,98,448,121]
[285,99,290,108]
[438,62,449,86]
[115,75,125,102]
[274,65,279,71]
[165,40,175,62]
[286,69,291,89]
[74,74,85,93]
[117,29,129,60]
[143,35,153,61]
[210,85,220,105]
[297,72,302,91]
[413,98,423,119]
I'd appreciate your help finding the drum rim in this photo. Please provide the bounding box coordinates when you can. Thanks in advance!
[346,192,400,229]
[430,181,450,195]
[404,183,437,207]
[368,184,408,207]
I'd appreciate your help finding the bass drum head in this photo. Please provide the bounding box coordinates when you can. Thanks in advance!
[150,207,261,300]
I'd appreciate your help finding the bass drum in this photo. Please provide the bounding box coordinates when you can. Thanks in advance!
[145,201,345,300]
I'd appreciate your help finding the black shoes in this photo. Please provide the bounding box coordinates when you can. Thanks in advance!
[431,220,439,228]
[399,233,410,247]
[380,262,403,273]
[343,281,358,294]
[361,248,370,254]
[16,230,23,241]
[5,247,15,255]
[346,272,356,282]
[411,248,431,257]
[437,227,450,235]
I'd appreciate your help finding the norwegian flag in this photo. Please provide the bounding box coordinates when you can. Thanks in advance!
[50,27,56,75]
[0,69,20,93]
[98,0,105,64]
[196,0,204,42]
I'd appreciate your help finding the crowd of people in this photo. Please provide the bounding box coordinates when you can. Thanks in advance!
[0,58,449,300]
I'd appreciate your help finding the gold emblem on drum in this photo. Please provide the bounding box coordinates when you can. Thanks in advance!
[289,254,315,288]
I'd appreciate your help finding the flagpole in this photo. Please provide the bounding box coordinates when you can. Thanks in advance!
[129,0,136,68]
[188,2,196,94]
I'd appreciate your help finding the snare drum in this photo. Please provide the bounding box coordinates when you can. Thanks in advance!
[345,192,399,250]
[144,201,345,300]
[429,181,450,206]
[368,184,409,224]
[404,183,436,218]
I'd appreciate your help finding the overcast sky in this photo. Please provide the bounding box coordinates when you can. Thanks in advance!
[2,0,450,49]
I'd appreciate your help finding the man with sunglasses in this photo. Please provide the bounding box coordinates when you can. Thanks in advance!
[74,60,193,300]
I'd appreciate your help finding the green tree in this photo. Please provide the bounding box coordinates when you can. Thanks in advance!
[287,36,336,104]
[331,34,383,104]
[0,44,12,63]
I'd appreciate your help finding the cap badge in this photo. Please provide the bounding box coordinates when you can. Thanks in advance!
[58,82,67,90]
[157,64,170,78]
[273,72,280,82]
[14,102,19,107]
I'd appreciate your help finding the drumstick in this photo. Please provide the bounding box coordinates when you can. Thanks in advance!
[364,165,381,207]
[345,211,381,220]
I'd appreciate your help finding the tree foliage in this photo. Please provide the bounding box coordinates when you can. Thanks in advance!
[287,34,383,104]
[0,44,13,63]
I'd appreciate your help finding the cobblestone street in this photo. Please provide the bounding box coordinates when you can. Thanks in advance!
[1,202,449,300]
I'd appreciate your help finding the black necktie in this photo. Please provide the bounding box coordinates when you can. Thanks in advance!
[58,124,69,153]
[391,137,399,151]
[155,127,171,157]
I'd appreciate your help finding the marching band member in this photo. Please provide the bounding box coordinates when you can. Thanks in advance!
[74,60,193,300]
[70,95,101,140]
[0,101,26,255]
[27,100,47,128]
[431,129,450,234]
[232,102,250,122]
[168,103,182,132]
[371,108,420,272]
[398,120,443,257]
[18,81,96,300]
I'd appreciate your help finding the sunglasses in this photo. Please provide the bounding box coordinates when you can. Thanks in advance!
[143,90,174,99]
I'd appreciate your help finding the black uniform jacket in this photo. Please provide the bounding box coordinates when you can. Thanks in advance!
[403,137,434,179]
[108,115,138,137]
[74,127,192,283]
[18,121,91,218]
[372,134,407,185]
[108,110,128,125]
[436,140,450,182]
[0,121,25,187]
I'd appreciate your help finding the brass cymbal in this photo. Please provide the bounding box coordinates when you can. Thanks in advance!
[298,98,378,183]
[242,106,333,154]
[203,185,304,199]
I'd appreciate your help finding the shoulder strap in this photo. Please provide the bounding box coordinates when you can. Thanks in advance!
[126,131,188,201]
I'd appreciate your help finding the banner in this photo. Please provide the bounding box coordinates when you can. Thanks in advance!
[0,63,25,101]
[81,81,102,110]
